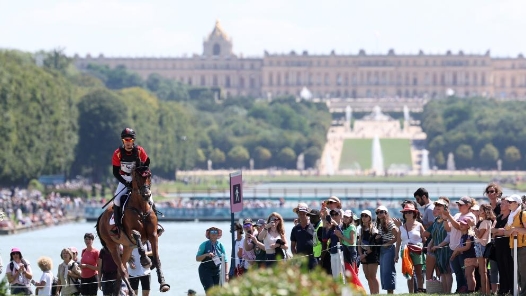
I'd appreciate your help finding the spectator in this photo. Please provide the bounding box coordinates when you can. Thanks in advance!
[232,222,245,276]
[358,210,380,295]
[340,210,357,271]
[196,226,229,293]
[290,203,316,270]
[451,218,477,293]
[399,203,425,293]
[252,219,267,268]
[187,289,197,296]
[31,256,53,296]
[57,247,81,296]
[309,209,323,264]
[427,197,453,293]
[258,212,288,267]
[98,245,119,296]
[484,183,502,294]
[503,194,526,295]
[128,242,152,296]
[241,218,257,271]
[80,233,99,296]
[375,205,400,294]
[414,188,435,229]
[492,197,513,295]
[6,247,33,295]
[443,196,476,294]
[474,204,494,295]
[325,209,344,280]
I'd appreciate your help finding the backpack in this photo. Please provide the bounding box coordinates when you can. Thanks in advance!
[68,261,82,291]
[51,274,59,296]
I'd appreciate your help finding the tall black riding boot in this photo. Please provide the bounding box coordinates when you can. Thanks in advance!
[112,205,122,235]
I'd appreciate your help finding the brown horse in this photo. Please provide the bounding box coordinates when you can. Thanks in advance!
[96,165,170,296]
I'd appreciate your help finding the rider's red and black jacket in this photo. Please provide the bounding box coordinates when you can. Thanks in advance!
[112,144,149,185]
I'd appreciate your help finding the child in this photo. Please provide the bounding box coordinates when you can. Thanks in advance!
[31,256,54,296]
[451,218,477,293]
[474,204,495,295]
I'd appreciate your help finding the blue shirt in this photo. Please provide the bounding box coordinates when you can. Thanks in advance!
[323,225,343,254]
[460,234,476,259]
[196,240,228,263]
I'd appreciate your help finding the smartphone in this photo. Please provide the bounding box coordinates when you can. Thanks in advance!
[325,215,332,223]
[247,230,252,235]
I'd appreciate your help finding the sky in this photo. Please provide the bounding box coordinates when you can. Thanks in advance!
[1,0,525,58]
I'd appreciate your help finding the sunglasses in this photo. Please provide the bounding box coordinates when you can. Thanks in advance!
[209,230,219,234]
[486,190,496,194]
[361,214,370,218]
[376,211,386,215]
[243,223,253,228]
[402,211,413,214]
[330,213,340,216]
[122,138,134,143]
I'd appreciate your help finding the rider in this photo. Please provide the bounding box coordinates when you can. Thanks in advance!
[111,128,151,234]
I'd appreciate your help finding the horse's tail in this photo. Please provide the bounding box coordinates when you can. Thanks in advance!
[95,212,107,249]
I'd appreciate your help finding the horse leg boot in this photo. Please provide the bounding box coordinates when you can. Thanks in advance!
[155,258,170,292]
[132,230,151,268]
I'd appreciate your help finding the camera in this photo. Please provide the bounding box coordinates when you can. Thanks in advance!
[325,215,332,223]
[275,238,285,246]
[247,230,252,235]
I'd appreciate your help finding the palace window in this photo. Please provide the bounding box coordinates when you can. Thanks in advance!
[268,73,273,86]
[213,43,221,55]
[200,75,206,86]
[325,73,330,86]
[336,74,342,86]
[297,72,302,85]
[277,73,281,86]
[213,75,218,86]
[239,77,245,88]
[225,76,231,88]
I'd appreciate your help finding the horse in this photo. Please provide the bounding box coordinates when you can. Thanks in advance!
[96,165,170,296]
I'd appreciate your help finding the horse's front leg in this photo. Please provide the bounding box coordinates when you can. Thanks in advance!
[150,234,170,292]
[132,230,151,268]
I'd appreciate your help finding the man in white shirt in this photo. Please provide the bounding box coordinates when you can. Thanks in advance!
[128,242,152,296]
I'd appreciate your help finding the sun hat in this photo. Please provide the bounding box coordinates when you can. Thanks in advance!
[293,202,311,214]
[205,227,223,239]
[326,196,341,204]
[400,203,417,213]
[255,219,266,226]
[10,247,21,254]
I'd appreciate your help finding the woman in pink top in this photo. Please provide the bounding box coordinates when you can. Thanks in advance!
[80,233,99,296]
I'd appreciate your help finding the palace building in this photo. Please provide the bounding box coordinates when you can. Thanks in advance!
[74,20,526,99]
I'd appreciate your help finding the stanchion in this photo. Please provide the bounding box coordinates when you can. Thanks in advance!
[514,235,518,296]
[220,253,226,286]
[337,242,346,284]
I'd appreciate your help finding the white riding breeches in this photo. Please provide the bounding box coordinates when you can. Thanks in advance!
[114,175,132,207]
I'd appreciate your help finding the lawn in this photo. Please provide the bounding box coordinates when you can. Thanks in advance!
[339,138,412,170]
[339,139,372,170]
[381,138,413,169]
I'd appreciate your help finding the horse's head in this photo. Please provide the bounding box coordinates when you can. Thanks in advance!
[132,166,152,201]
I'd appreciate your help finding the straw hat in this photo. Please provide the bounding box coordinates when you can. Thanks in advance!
[293,202,311,214]
[400,203,418,213]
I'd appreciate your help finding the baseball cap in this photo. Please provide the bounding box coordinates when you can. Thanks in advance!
[342,210,353,218]
[434,199,448,206]
[361,210,372,217]
[255,219,266,226]
[376,205,389,213]
[506,194,522,204]
[456,196,472,205]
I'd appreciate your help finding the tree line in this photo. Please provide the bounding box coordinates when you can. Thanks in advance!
[421,97,526,170]
[0,50,330,185]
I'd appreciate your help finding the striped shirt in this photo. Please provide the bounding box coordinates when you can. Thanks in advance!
[378,220,396,243]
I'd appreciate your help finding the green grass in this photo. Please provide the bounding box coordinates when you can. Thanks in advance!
[381,138,413,169]
[340,139,372,170]
[340,138,412,170]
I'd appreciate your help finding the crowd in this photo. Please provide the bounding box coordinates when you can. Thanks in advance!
[196,183,526,296]
[0,188,83,230]
[0,232,155,296]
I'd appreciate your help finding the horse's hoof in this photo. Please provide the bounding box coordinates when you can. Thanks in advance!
[159,283,170,292]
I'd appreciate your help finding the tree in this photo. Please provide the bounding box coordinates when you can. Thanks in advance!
[455,144,474,168]
[479,143,499,169]
[254,146,272,168]
[227,146,250,168]
[504,146,521,169]
[304,146,322,169]
[434,151,445,168]
[277,147,297,168]
[73,89,128,181]
[209,148,226,166]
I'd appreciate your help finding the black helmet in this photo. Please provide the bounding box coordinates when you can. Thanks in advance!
[121,128,136,139]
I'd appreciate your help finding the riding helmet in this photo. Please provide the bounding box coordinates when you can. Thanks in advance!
[121,128,136,139]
